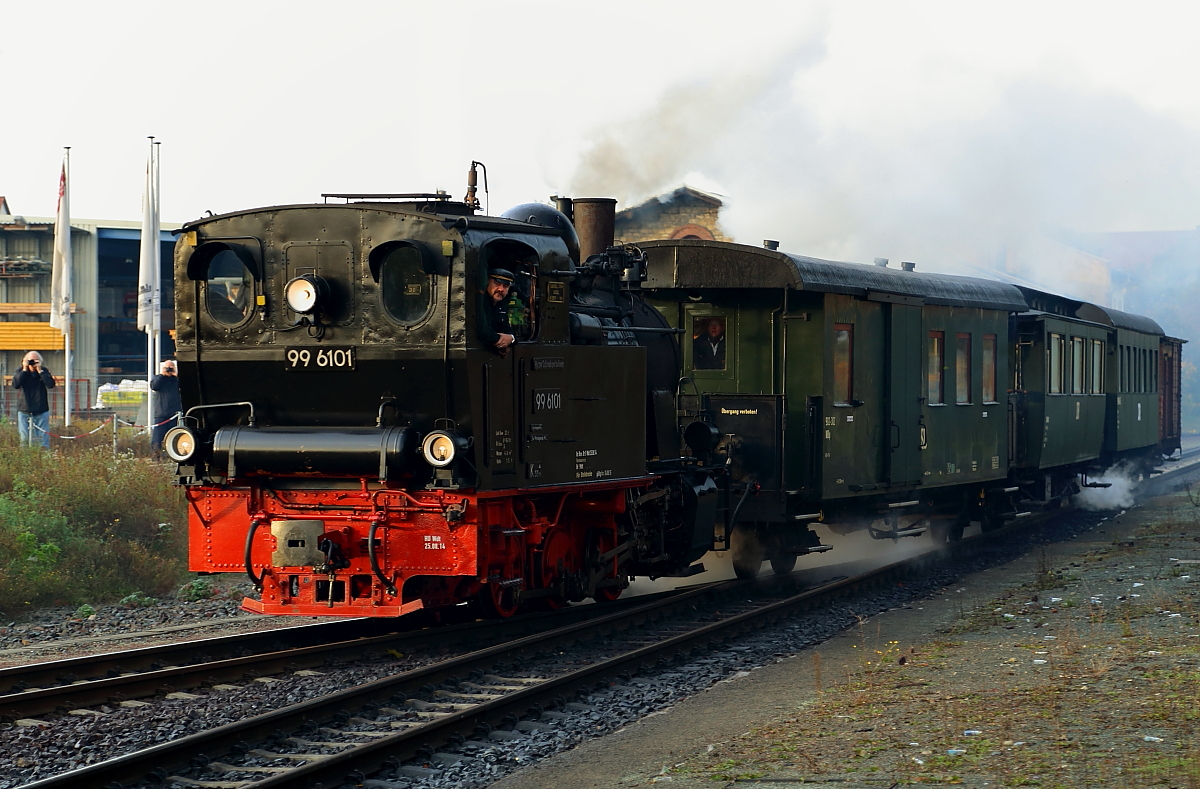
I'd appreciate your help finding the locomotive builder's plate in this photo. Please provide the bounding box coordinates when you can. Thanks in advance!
[285,346,357,371]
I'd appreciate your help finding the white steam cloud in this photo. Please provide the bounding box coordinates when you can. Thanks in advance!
[1076,465,1138,511]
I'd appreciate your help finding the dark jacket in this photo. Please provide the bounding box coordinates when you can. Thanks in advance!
[150,374,183,421]
[12,367,55,414]
[476,291,512,347]
[693,334,727,370]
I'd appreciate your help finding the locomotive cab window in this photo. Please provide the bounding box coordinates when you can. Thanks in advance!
[693,316,728,371]
[205,249,255,327]
[379,245,432,324]
[477,240,539,348]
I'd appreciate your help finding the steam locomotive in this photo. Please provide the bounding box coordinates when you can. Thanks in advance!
[169,175,1182,617]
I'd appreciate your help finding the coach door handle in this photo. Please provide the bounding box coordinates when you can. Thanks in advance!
[891,422,901,449]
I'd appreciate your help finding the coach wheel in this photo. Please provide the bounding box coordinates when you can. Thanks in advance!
[730,525,764,580]
[769,553,797,576]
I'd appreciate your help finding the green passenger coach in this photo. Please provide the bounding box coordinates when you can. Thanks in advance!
[640,240,1178,577]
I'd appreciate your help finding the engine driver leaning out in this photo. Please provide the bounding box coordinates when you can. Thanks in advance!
[477,267,517,351]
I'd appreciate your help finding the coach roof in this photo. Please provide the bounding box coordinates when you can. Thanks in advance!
[641,239,1028,311]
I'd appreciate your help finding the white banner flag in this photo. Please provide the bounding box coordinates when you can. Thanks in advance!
[50,162,72,333]
[136,152,159,333]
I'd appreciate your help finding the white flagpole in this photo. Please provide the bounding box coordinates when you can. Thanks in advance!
[51,148,73,427]
[139,137,159,427]
[153,141,162,374]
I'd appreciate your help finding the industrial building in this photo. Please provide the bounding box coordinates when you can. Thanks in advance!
[0,197,177,421]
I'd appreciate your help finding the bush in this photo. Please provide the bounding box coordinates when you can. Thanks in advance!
[178,578,216,602]
[0,427,188,616]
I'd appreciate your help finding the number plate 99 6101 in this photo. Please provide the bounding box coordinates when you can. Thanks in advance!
[285,347,356,370]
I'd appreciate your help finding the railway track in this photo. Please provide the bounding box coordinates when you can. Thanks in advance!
[9,454,1200,789]
[21,561,917,789]
[0,590,687,724]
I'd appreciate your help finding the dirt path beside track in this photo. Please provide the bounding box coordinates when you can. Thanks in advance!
[493,492,1200,789]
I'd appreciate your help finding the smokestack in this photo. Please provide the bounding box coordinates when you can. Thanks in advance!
[553,196,574,223]
[901,261,915,272]
[874,257,889,267]
[763,240,779,250]
[573,198,617,261]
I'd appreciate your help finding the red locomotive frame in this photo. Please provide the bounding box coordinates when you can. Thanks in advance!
[189,478,649,618]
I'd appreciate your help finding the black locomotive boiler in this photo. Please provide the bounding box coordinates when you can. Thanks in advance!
[169,178,1182,616]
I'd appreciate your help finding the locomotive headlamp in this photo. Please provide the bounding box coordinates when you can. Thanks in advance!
[164,426,199,462]
[421,430,465,468]
[284,274,330,315]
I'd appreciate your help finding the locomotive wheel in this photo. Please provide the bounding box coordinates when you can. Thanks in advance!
[479,582,522,618]
[535,528,577,610]
[769,553,797,576]
[730,525,765,580]
[586,528,623,603]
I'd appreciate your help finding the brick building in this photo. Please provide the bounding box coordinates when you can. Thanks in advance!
[614,186,731,245]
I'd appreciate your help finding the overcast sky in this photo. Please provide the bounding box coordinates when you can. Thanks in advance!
[5,1,1200,265]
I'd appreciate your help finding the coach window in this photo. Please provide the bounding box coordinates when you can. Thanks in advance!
[1070,336,1085,394]
[955,333,971,404]
[1048,333,1064,394]
[833,323,853,404]
[379,245,432,324]
[206,250,254,327]
[982,334,997,403]
[927,331,945,404]
[692,316,728,370]
[1090,339,1104,393]
[1152,349,1158,391]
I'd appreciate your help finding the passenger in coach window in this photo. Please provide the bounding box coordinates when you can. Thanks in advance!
[150,360,182,459]
[12,350,55,448]
[477,267,518,353]
[693,317,727,370]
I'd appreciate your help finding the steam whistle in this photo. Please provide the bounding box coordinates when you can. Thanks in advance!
[464,161,486,211]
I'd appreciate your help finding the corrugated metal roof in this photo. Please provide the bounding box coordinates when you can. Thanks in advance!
[641,240,1029,311]
[1075,303,1164,335]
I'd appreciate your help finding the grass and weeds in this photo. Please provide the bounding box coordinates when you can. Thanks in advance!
[0,423,188,616]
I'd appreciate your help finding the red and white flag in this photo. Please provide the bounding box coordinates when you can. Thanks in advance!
[50,161,72,333]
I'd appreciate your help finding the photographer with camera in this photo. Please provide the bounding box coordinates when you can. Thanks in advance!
[150,360,182,459]
[12,351,55,448]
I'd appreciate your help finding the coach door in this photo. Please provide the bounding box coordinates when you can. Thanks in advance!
[885,302,923,484]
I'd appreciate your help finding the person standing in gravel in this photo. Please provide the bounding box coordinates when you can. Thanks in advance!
[150,359,182,459]
[12,350,55,449]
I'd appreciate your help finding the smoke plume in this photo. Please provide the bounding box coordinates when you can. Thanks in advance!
[568,43,1200,277]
